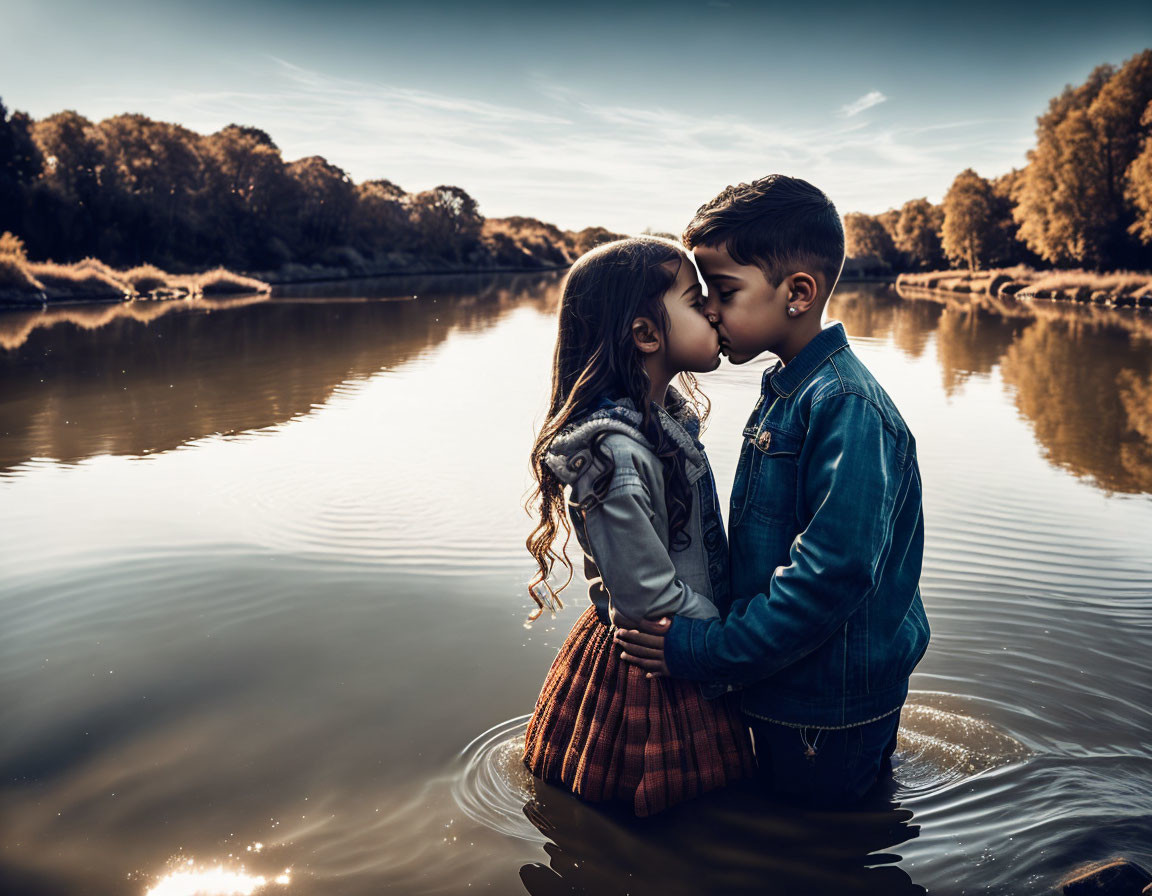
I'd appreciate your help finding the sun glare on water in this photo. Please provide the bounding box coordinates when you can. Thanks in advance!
[144,857,291,896]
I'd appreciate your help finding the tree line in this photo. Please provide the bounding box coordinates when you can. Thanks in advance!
[844,50,1152,274]
[3,50,1149,278]
[0,105,621,275]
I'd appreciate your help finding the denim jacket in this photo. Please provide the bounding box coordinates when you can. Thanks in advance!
[543,387,731,625]
[664,323,931,727]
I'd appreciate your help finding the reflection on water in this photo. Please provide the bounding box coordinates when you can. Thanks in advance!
[1,277,1151,895]
[831,287,1152,493]
[5,279,1148,491]
[0,273,561,472]
[144,859,291,896]
[1000,318,1152,493]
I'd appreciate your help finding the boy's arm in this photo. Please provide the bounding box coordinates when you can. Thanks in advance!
[655,393,900,684]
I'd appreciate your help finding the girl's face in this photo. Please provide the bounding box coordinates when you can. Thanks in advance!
[659,257,722,373]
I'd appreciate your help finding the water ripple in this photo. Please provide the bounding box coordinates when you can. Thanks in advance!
[895,692,1031,797]
[452,692,1031,842]
[451,714,542,843]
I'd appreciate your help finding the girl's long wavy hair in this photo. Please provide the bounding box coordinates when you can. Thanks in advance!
[525,237,711,618]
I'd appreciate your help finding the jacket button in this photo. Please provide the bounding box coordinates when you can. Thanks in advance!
[571,456,585,470]
[756,430,771,450]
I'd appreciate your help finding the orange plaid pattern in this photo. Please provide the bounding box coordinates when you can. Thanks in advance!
[523,605,755,816]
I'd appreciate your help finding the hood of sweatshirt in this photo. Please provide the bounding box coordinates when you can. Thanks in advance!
[543,386,705,486]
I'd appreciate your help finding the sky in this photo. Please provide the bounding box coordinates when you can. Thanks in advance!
[1,0,1150,233]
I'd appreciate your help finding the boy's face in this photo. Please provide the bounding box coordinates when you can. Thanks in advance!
[693,243,791,365]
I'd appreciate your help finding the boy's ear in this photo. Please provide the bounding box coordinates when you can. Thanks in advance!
[786,272,820,314]
[631,316,662,354]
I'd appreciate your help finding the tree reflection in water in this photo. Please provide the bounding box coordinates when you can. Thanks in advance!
[1,276,1148,493]
[832,285,1152,495]
[0,273,563,473]
[1001,318,1152,494]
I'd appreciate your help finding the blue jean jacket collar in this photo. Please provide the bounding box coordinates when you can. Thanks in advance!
[769,322,850,398]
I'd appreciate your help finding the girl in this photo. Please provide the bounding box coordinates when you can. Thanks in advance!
[522,237,755,817]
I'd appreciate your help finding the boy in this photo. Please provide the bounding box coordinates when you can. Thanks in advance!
[615,175,930,807]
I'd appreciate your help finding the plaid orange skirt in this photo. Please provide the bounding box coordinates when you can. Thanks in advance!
[523,605,756,816]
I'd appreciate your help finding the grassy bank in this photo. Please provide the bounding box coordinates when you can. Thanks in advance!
[896,268,1152,309]
[0,236,271,308]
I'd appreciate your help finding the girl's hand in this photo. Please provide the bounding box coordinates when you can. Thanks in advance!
[614,618,672,677]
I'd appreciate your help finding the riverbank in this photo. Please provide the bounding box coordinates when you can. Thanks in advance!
[896,268,1152,309]
[0,268,568,353]
[0,260,574,310]
[0,214,602,308]
[0,254,271,308]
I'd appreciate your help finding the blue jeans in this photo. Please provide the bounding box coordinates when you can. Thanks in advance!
[748,709,901,807]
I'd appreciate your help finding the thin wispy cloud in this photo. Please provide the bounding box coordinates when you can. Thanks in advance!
[840,90,888,117]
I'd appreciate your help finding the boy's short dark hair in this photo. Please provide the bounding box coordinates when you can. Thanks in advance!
[682,175,846,296]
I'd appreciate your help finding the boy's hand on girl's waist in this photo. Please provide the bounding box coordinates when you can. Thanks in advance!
[613,616,672,678]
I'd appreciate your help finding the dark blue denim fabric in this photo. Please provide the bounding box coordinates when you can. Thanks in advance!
[749,709,901,806]
[664,323,931,726]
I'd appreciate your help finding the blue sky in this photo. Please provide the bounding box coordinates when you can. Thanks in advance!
[2,0,1149,232]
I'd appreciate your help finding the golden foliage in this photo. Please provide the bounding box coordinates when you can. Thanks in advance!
[26,261,129,297]
[122,264,175,294]
[1013,51,1152,266]
[195,267,271,296]
[0,231,28,262]
[0,256,43,292]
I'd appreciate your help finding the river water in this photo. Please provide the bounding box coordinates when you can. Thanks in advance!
[1,275,1150,896]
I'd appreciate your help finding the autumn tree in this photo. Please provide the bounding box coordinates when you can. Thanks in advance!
[877,208,901,250]
[844,212,898,270]
[202,125,290,218]
[408,185,483,262]
[27,111,108,259]
[285,156,357,257]
[353,179,411,255]
[1014,50,1152,267]
[97,114,213,265]
[571,226,626,255]
[0,99,41,238]
[894,198,945,269]
[1125,100,1152,244]
[942,169,1000,270]
[1091,51,1152,215]
[201,125,294,265]
[483,216,573,267]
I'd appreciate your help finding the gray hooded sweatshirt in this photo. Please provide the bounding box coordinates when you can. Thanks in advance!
[543,388,724,624]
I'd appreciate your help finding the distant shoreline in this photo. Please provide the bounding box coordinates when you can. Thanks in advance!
[0,262,571,311]
[896,269,1152,310]
[10,265,1152,313]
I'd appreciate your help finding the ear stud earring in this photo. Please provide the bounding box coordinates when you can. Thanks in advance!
[788,306,798,316]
